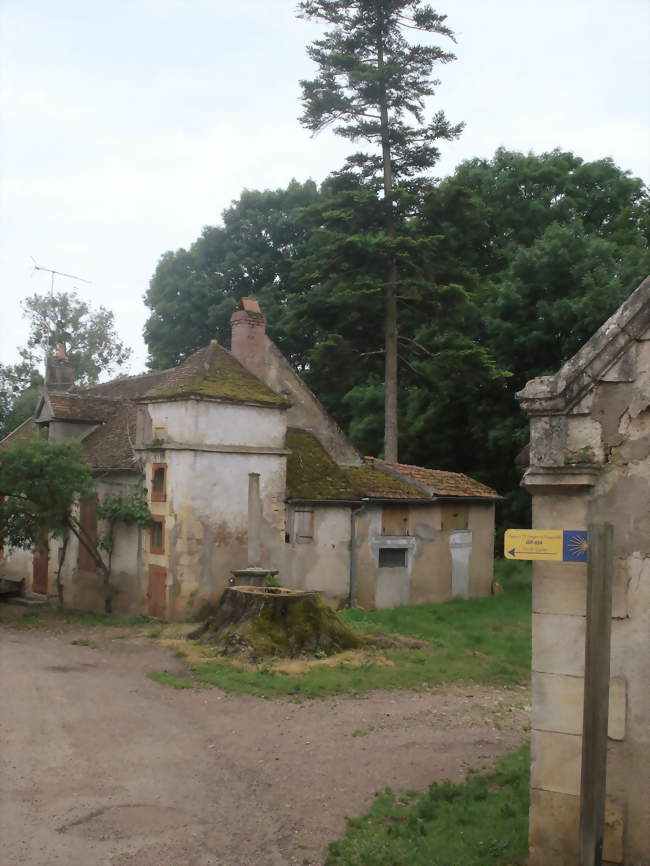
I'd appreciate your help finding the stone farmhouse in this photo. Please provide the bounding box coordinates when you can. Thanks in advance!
[0,299,498,619]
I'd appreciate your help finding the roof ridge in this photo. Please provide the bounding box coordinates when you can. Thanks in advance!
[365,457,499,499]
[77,367,174,391]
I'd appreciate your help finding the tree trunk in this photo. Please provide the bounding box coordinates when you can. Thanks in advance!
[378,25,399,462]
[384,268,398,461]
[55,533,69,607]
[189,586,364,659]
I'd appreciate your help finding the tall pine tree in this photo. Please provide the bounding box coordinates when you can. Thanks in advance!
[299,0,462,460]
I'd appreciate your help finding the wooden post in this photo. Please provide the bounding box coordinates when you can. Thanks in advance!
[579,522,613,866]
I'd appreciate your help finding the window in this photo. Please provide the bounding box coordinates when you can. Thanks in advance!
[441,503,469,531]
[378,547,407,568]
[381,505,409,536]
[150,517,165,555]
[151,463,167,502]
[293,509,314,543]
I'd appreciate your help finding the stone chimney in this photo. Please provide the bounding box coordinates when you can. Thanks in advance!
[230,297,267,381]
[45,343,76,390]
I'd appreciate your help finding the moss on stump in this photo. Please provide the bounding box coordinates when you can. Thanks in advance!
[189,586,364,660]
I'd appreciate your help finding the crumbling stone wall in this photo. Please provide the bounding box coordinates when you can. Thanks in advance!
[518,276,650,865]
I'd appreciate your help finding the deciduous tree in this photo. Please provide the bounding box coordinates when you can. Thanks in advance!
[0,292,131,439]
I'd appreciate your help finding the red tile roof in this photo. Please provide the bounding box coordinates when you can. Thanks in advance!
[81,403,139,470]
[365,458,500,500]
[0,417,38,448]
[47,393,120,423]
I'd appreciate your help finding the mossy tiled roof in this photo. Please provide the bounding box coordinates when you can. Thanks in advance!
[286,431,500,502]
[286,429,359,500]
[141,343,288,407]
[343,465,425,500]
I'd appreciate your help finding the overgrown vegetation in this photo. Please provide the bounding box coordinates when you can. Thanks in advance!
[326,743,530,866]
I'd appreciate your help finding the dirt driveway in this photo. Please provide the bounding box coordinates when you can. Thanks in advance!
[0,622,528,866]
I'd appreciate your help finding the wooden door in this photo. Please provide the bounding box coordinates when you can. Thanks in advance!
[32,536,49,595]
[147,565,167,619]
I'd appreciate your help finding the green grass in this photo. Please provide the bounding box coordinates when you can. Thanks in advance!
[186,560,531,697]
[146,671,198,689]
[326,743,530,866]
[4,607,158,630]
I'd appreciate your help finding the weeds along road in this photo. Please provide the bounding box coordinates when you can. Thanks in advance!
[0,623,528,866]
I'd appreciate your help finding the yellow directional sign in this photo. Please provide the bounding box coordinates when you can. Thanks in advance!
[504,529,563,561]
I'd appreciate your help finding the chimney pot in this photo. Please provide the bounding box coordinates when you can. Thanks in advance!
[239,297,261,314]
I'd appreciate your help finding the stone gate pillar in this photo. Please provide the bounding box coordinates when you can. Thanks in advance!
[518,276,650,865]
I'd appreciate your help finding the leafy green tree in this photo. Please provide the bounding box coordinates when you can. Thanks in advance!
[144,180,320,369]
[0,363,42,440]
[299,0,462,459]
[19,291,131,383]
[0,438,151,612]
[417,149,650,531]
[0,439,94,549]
[0,292,131,439]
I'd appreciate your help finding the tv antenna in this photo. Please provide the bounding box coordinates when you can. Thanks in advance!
[31,257,92,294]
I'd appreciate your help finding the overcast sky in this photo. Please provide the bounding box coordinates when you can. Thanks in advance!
[1,0,648,374]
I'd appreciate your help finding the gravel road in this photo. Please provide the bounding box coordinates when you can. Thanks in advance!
[0,623,528,866]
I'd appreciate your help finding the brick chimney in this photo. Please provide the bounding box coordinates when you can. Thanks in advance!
[230,297,267,381]
[45,343,76,390]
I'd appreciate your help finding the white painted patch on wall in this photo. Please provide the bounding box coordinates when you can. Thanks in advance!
[450,530,473,598]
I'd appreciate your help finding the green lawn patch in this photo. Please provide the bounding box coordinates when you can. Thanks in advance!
[3,607,158,630]
[146,671,198,689]
[327,743,530,866]
[188,561,531,697]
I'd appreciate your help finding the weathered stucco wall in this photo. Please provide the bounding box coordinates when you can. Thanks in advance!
[146,448,287,620]
[520,279,650,865]
[284,505,351,608]
[0,546,33,587]
[353,502,494,609]
[53,473,144,615]
[145,399,287,450]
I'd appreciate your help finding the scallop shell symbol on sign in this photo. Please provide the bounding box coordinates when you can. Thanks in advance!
[562,530,588,563]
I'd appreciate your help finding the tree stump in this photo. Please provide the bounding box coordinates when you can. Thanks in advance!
[189,586,364,660]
